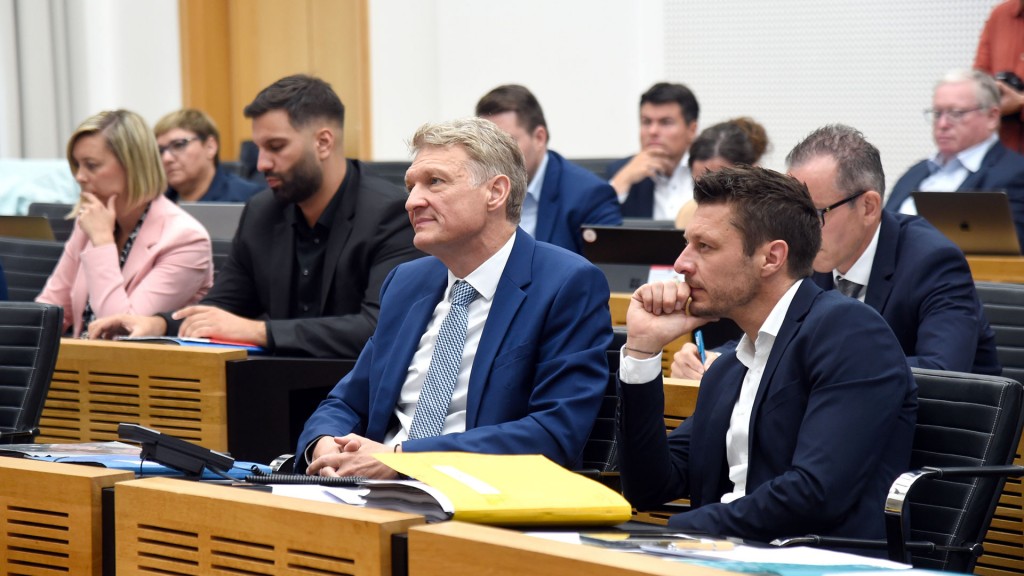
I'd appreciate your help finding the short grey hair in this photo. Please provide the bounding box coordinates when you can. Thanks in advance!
[410,117,527,223]
[786,124,885,197]
[938,68,1001,110]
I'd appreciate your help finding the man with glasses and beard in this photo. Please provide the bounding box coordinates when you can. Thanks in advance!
[88,75,421,358]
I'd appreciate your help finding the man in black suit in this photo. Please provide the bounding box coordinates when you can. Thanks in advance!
[886,69,1024,252]
[605,82,699,219]
[89,75,421,358]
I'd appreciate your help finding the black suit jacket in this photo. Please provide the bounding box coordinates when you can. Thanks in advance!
[886,141,1024,253]
[605,156,655,218]
[199,159,421,358]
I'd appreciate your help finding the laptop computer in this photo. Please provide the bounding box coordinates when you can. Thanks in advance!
[580,225,686,292]
[179,202,246,240]
[912,191,1021,255]
[0,215,56,241]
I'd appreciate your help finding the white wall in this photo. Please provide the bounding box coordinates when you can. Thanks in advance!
[369,0,999,195]
[369,0,666,162]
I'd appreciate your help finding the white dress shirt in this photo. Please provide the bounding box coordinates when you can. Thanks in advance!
[615,153,693,220]
[898,134,999,214]
[518,152,550,237]
[383,232,516,446]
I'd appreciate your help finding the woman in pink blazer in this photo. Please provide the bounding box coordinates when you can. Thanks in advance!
[37,110,214,337]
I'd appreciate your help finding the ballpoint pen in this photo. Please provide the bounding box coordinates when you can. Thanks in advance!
[695,329,706,364]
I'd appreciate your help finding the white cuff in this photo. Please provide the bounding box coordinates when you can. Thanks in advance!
[619,345,663,384]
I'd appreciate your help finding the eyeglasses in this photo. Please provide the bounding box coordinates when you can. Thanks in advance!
[817,189,868,227]
[923,107,983,124]
[158,137,199,156]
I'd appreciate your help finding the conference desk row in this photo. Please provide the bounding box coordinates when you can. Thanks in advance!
[5,379,715,576]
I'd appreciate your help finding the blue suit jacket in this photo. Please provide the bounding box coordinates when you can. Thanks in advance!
[165,166,265,203]
[886,141,1024,253]
[535,151,622,254]
[606,156,655,218]
[618,280,917,542]
[297,230,613,469]
[813,211,1000,375]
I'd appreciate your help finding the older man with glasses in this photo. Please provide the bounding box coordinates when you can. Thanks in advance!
[672,124,1001,379]
[885,69,1024,253]
[154,108,265,203]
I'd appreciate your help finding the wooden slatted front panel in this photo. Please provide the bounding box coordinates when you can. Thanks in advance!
[0,459,132,575]
[37,339,246,450]
[977,433,1024,576]
[116,478,424,576]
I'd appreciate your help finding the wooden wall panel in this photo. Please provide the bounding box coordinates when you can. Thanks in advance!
[179,0,371,161]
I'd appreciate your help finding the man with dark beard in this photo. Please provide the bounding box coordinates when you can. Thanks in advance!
[88,75,420,358]
[617,166,916,545]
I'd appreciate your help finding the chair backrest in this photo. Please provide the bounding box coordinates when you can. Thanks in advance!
[0,302,63,443]
[905,368,1024,572]
[976,281,1024,385]
[0,237,64,302]
[27,202,74,243]
[578,351,620,474]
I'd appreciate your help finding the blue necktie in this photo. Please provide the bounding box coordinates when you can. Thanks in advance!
[408,280,480,439]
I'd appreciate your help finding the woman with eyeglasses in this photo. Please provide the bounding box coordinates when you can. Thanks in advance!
[674,117,770,229]
[36,109,214,337]
[154,108,264,203]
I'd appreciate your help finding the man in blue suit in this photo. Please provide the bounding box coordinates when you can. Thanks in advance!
[475,84,621,254]
[619,166,916,542]
[605,82,700,219]
[886,69,1024,253]
[299,117,613,478]
[672,125,1000,379]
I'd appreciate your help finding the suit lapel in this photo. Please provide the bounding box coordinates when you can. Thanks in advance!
[698,360,744,503]
[371,266,447,432]
[865,211,898,313]
[464,230,531,426]
[747,281,817,438]
[321,160,358,309]
[532,152,559,243]
[958,142,1004,191]
[267,206,297,318]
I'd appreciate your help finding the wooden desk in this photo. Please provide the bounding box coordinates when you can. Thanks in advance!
[407,522,734,576]
[663,377,700,431]
[116,477,424,576]
[39,339,247,450]
[38,340,354,462]
[0,458,133,575]
[967,255,1024,284]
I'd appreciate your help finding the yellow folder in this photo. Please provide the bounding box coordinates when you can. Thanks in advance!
[371,452,632,526]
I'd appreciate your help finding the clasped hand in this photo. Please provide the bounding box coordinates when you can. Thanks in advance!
[307,434,398,479]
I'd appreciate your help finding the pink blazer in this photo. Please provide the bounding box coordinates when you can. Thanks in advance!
[37,195,214,336]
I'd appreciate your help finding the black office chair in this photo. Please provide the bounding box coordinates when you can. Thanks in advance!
[0,302,63,443]
[976,281,1024,384]
[27,202,75,243]
[775,368,1024,572]
[578,352,621,474]
[0,237,64,302]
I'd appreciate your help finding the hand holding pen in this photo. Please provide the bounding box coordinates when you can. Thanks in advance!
[670,332,721,379]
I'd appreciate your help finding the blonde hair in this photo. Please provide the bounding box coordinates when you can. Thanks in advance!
[67,109,166,208]
[410,117,527,223]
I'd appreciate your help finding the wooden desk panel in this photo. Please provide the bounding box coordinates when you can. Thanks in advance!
[976,431,1024,576]
[39,339,246,450]
[408,522,734,576]
[968,256,1024,284]
[0,458,133,575]
[116,477,424,576]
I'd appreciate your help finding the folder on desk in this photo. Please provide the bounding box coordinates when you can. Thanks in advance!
[114,335,265,354]
[367,452,632,526]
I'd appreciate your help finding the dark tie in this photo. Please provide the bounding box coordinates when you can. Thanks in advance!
[408,280,480,439]
[835,277,865,299]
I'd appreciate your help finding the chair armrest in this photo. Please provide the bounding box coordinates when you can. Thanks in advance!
[0,428,38,443]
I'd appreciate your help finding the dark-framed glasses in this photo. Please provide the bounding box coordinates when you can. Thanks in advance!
[817,189,868,227]
[923,107,983,124]
[158,136,199,156]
